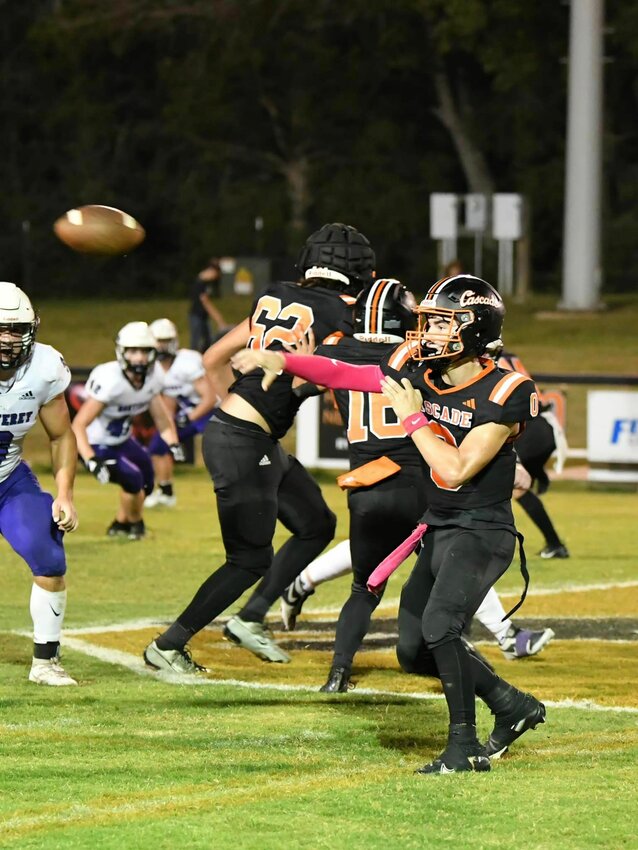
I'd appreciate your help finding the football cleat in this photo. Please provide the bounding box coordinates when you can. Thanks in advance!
[484,692,546,759]
[500,625,555,660]
[107,519,131,537]
[416,738,491,775]
[29,656,78,686]
[319,666,352,693]
[223,616,291,663]
[280,578,315,631]
[145,489,177,508]
[128,520,146,540]
[539,543,569,559]
[143,640,207,675]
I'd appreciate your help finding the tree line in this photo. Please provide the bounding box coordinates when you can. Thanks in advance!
[1,0,634,299]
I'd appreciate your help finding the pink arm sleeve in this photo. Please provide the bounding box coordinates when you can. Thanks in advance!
[282,353,384,392]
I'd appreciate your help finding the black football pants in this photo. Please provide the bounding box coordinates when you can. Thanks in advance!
[397,525,516,726]
[173,416,336,636]
[329,466,427,672]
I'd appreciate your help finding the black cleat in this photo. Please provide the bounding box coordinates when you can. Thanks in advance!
[128,519,146,540]
[107,520,131,537]
[539,543,569,559]
[484,692,546,759]
[416,739,491,775]
[319,666,352,693]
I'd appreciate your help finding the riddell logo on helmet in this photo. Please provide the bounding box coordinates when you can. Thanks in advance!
[459,290,501,308]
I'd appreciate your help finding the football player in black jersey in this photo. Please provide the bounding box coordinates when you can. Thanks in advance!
[143,223,376,673]
[221,280,429,679]
[232,274,547,775]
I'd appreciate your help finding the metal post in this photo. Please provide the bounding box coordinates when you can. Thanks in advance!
[560,0,605,310]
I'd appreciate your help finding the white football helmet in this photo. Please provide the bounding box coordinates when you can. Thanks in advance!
[149,318,179,359]
[115,321,157,378]
[0,281,39,370]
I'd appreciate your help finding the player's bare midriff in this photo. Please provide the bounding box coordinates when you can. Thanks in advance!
[220,392,271,434]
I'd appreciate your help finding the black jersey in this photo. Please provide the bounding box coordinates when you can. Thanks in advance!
[315,336,424,470]
[381,344,539,528]
[230,281,355,439]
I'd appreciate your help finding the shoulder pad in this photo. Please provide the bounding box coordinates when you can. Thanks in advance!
[488,371,532,406]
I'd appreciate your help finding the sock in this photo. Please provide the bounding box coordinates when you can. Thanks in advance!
[517,491,561,548]
[159,482,173,497]
[30,585,66,651]
[331,584,381,671]
[156,621,195,651]
[430,638,477,726]
[448,723,480,745]
[306,539,352,586]
[474,587,511,642]
[33,641,60,661]
[293,572,314,597]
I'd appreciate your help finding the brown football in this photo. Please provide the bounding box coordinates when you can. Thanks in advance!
[53,205,145,255]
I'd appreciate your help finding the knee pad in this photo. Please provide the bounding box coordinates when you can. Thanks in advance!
[397,642,438,677]
[423,609,464,649]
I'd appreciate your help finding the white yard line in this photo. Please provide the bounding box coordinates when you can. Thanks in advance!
[38,634,636,716]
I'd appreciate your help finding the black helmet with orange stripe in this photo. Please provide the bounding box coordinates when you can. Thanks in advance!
[353,279,417,344]
[405,275,504,369]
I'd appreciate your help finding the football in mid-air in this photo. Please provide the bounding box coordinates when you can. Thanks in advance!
[53,205,145,255]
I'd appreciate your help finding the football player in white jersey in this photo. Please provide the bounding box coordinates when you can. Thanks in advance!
[0,281,79,686]
[72,322,182,540]
[144,318,216,507]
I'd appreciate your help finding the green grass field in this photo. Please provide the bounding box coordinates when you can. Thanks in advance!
[1,294,637,849]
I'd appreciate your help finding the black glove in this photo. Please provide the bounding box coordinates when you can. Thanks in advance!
[175,410,191,429]
[169,443,186,463]
[86,457,116,485]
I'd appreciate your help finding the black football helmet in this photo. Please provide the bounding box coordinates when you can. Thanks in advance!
[296,222,376,293]
[354,279,417,343]
[406,275,504,369]
[0,281,39,370]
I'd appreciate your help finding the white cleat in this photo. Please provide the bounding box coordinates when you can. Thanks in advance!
[29,657,78,686]
[224,615,291,663]
[145,490,177,508]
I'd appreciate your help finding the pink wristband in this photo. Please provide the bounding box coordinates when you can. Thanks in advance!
[402,412,429,436]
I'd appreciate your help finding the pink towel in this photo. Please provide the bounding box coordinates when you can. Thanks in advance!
[367,522,428,593]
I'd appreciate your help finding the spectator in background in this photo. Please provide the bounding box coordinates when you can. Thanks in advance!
[189,258,229,352]
[443,259,465,278]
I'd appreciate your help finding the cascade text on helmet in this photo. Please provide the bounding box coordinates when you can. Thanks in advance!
[405,275,504,369]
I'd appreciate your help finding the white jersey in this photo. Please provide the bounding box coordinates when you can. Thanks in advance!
[0,343,70,483]
[154,348,205,409]
[85,361,164,446]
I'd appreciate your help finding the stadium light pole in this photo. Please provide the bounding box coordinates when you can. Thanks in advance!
[560,0,605,311]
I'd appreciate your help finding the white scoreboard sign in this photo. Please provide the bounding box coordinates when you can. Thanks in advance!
[587,390,638,482]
